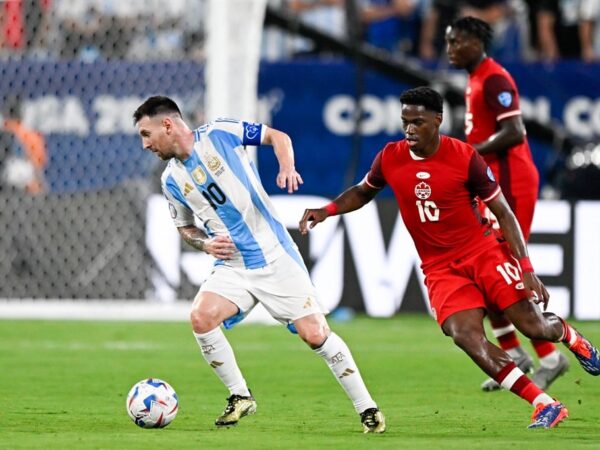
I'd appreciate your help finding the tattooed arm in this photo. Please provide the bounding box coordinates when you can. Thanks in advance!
[177,225,236,260]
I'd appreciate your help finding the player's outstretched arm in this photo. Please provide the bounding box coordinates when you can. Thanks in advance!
[263,127,303,193]
[487,193,550,309]
[177,225,236,260]
[299,182,379,235]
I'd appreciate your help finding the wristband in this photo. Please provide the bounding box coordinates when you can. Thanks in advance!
[324,202,338,216]
[519,256,534,273]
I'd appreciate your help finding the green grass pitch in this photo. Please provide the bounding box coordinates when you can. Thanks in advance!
[1,315,599,449]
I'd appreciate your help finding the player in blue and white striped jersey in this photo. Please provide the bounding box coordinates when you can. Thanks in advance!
[133,96,385,433]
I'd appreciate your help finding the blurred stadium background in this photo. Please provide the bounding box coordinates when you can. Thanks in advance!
[1,0,600,322]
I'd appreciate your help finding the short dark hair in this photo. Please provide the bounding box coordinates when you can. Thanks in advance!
[133,96,182,125]
[400,86,443,114]
[450,16,493,50]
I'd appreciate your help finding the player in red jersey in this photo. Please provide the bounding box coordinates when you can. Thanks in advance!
[446,16,569,392]
[299,87,600,429]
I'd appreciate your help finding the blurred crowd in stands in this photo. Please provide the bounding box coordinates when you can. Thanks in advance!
[0,0,205,61]
[0,0,599,63]
[264,0,600,63]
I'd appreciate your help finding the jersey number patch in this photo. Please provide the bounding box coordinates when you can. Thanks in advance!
[496,262,521,285]
[202,183,227,210]
[465,112,474,136]
[416,200,440,222]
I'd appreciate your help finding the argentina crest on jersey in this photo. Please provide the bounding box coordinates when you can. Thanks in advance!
[497,91,513,107]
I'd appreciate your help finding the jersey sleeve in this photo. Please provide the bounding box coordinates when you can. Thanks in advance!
[364,150,387,189]
[482,74,521,121]
[466,151,501,203]
[210,118,266,146]
[161,172,195,227]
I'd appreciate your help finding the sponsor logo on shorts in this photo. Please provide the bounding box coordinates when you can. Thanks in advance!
[415,181,432,200]
[487,166,496,182]
[303,297,313,309]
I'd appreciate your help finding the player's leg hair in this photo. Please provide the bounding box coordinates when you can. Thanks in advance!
[442,308,553,406]
[294,313,378,414]
[191,292,251,397]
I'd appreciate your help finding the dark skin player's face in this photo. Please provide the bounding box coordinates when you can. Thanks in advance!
[401,104,442,157]
[445,27,483,72]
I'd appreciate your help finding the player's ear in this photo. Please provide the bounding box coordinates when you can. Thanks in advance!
[435,113,443,126]
[162,116,172,133]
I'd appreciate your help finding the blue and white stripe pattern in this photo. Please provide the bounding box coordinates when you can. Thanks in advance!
[161,119,302,269]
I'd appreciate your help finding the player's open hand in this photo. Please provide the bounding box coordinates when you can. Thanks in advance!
[203,235,236,260]
[522,272,550,310]
[277,168,303,194]
[299,208,328,235]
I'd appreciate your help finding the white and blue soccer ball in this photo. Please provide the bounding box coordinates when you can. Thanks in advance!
[126,378,179,428]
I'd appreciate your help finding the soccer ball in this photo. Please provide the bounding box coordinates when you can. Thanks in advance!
[126,378,179,428]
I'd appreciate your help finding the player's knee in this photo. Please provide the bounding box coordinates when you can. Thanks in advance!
[190,302,221,333]
[451,327,484,353]
[300,328,329,348]
[298,323,330,348]
[294,314,330,348]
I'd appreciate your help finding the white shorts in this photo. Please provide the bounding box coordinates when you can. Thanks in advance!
[199,251,327,326]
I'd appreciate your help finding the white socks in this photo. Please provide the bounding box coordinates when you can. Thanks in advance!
[194,328,376,414]
[194,327,251,397]
[533,393,555,407]
[314,332,377,414]
[539,350,561,369]
[506,347,523,360]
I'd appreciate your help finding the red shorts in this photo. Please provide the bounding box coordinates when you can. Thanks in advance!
[424,242,528,327]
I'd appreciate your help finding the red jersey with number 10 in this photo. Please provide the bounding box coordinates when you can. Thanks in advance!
[366,135,501,272]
